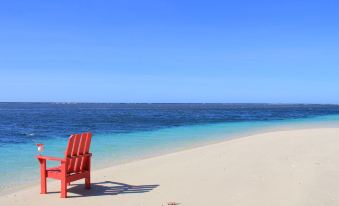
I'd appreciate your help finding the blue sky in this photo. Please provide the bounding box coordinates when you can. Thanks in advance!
[0,0,338,103]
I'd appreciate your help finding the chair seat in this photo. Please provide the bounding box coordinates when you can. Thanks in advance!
[47,166,74,175]
[47,166,85,175]
[47,166,61,173]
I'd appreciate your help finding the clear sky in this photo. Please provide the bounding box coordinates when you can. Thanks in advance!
[0,0,338,103]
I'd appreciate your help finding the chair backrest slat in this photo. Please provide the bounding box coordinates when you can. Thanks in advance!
[80,133,92,171]
[64,132,92,174]
[73,133,87,173]
[65,135,75,170]
[68,134,80,173]
[65,135,75,157]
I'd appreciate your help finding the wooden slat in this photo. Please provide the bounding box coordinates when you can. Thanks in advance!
[65,135,75,157]
[67,171,90,182]
[80,133,92,171]
[79,133,89,172]
[84,132,92,153]
[74,133,87,173]
[65,135,75,171]
[67,134,81,173]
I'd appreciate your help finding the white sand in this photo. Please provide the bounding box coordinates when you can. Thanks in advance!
[1,127,339,206]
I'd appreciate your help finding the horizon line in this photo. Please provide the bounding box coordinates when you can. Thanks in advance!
[0,102,338,106]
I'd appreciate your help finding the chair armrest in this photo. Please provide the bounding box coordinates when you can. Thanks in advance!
[36,155,66,162]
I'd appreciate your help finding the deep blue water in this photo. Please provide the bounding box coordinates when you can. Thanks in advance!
[1,103,339,191]
[2,103,339,145]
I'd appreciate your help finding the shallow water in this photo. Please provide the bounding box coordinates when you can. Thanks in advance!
[1,103,339,191]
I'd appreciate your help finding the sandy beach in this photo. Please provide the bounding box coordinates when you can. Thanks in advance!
[1,127,339,206]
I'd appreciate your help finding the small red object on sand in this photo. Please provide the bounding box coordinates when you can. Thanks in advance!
[168,202,180,205]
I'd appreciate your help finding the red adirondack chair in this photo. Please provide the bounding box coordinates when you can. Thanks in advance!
[36,132,92,198]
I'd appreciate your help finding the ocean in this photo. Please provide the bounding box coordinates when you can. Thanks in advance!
[1,103,339,192]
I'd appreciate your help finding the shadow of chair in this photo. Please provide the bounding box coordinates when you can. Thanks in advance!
[67,181,159,198]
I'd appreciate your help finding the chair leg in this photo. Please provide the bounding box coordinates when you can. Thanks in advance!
[39,159,47,194]
[60,162,67,198]
[61,179,67,198]
[85,174,91,189]
[41,176,47,194]
[85,157,91,189]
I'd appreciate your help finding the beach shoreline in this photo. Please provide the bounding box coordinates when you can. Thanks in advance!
[1,125,339,205]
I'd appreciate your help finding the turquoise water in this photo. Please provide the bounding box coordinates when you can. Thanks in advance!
[1,103,339,192]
